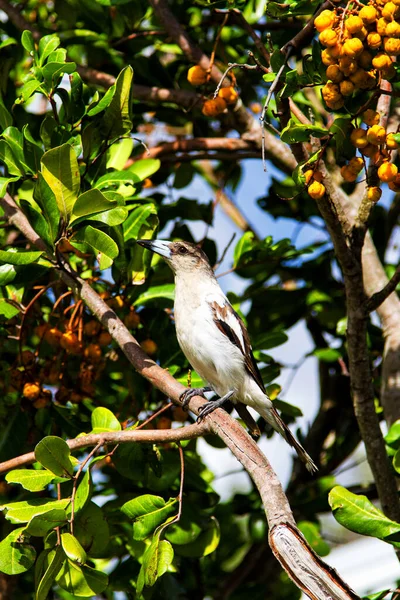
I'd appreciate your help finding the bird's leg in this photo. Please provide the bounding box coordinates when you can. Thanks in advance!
[197,391,235,422]
[180,386,212,410]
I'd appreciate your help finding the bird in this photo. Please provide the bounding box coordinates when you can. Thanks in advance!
[136,239,317,473]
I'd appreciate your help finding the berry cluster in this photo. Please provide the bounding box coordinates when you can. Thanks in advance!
[317,2,399,110]
[187,66,238,117]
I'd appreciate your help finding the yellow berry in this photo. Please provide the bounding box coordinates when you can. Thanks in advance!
[23,382,41,401]
[338,57,358,75]
[320,28,339,47]
[367,186,382,202]
[84,343,102,363]
[350,128,369,148]
[378,162,398,182]
[385,21,400,37]
[340,79,355,96]
[304,169,323,184]
[315,10,336,32]
[322,82,341,101]
[342,38,364,58]
[321,49,338,66]
[60,331,82,355]
[359,5,378,24]
[349,69,376,90]
[358,50,373,69]
[326,64,343,82]
[218,86,238,105]
[367,125,387,145]
[382,2,400,20]
[202,97,227,117]
[348,156,364,174]
[372,52,393,70]
[187,66,208,86]
[341,165,358,182]
[384,37,400,55]
[362,110,380,126]
[367,32,382,49]
[308,181,326,199]
[345,15,364,34]
[386,133,399,149]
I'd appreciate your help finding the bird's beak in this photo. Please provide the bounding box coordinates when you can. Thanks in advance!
[136,239,172,259]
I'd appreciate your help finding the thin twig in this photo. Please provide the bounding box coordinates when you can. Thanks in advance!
[214,232,236,272]
[213,63,258,99]
[366,265,400,313]
[69,441,104,535]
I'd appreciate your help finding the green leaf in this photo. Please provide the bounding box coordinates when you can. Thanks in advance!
[5,469,68,492]
[35,436,75,478]
[0,140,23,176]
[101,66,134,140]
[313,348,341,362]
[298,521,330,557]
[174,517,220,557]
[0,298,20,319]
[0,528,36,575]
[55,560,108,596]
[74,502,109,556]
[35,546,65,600]
[385,420,400,449]
[0,95,12,130]
[61,533,87,565]
[42,61,76,84]
[106,137,134,169]
[21,30,36,55]
[281,119,329,144]
[41,143,80,221]
[70,189,118,223]
[0,263,17,285]
[123,203,158,243]
[94,171,139,191]
[2,126,32,174]
[38,34,60,66]
[252,331,288,351]
[133,284,175,306]
[0,249,43,265]
[233,231,255,267]
[18,79,44,104]
[127,158,161,181]
[329,486,400,547]
[71,225,119,270]
[0,176,20,196]
[137,532,174,594]
[25,508,68,536]
[0,498,70,524]
[121,495,178,540]
[33,173,60,242]
[90,406,121,433]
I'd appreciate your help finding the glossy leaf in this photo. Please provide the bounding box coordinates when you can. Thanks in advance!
[101,66,133,140]
[174,516,220,557]
[24,508,68,536]
[106,137,134,169]
[0,498,70,524]
[137,532,174,594]
[61,533,87,565]
[127,158,161,181]
[74,502,109,556]
[55,560,108,596]
[70,189,118,222]
[35,546,65,600]
[5,469,67,491]
[0,528,36,575]
[281,120,329,144]
[0,249,43,265]
[71,225,119,270]
[38,35,60,66]
[298,521,330,557]
[121,495,178,540]
[33,173,60,242]
[35,436,75,478]
[41,143,80,221]
[329,486,400,547]
[133,284,175,306]
[91,406,121,432]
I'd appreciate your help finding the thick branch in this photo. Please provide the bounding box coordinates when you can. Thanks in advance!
[366,265,400,313]
[129,137,258,161]
[0,191,359,600]
[0,423,207,474]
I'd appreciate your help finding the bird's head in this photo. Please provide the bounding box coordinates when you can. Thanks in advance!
[136,239,213,276]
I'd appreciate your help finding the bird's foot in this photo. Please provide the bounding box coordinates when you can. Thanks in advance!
[179,386,212,410]
[197,391,235,422]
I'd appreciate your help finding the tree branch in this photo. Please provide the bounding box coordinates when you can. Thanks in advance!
[0,190,359,600]
[366,265,400,313]
[0,423,207,474]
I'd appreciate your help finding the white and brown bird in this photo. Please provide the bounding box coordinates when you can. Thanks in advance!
[136,239,317,473]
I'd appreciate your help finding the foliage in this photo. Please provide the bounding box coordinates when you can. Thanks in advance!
[0,0,399,598]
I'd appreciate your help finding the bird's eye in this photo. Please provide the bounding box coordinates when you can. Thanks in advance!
[178,246,188,255]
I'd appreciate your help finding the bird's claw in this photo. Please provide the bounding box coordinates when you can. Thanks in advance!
[179,387,211,410]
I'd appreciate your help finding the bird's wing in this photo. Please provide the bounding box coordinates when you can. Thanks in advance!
[209,298,266,394]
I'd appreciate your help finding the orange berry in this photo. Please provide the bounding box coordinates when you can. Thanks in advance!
[341,165,358,182]
[382,2,400,20]
[98,331,112,346]
[315,10,336,32]
[388,175,400,192]
[340,80,355,96]
[141,339,158,355]
[187,66,208,86]
[326,97,345,110]
[60,331,82,355]
[320,29,339,47]
[250,102,262,113]
[367,125,387,145]
[378,162,398,182]
[386,133,399,149]
[348,156,364,174]
[202,97,227,117]
[367,186,382,203]
[384,37,400,55]
[342,38,364,58]
[326,64,343,82]
[345,15,364,34]
[84,320,101,337]
[142,178,153,189]
[218,86,238,105]
[362,110,380,126]
[359,5,378,24]
[304,169,323,184]
[377,18,390,36]
[350,128,369,148]
[308,181,325,199]
[23,382,41,401]
[84,343,102,363]
[321,49,338,66]
[385,21,400,37]
[367,32,382,49]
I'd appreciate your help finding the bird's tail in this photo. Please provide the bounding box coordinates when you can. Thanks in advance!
[263,406,318,474]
